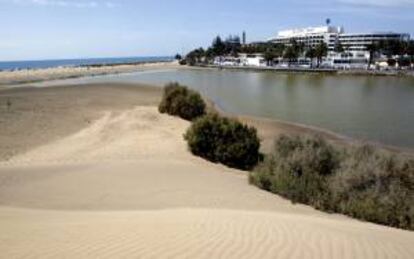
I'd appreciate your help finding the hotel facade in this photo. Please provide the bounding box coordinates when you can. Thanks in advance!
[268,26,410,68]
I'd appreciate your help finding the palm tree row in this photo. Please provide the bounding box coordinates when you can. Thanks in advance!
[184,36,330,68]
[366,40,414,67]
[182,35,414,68]
[256,40,329,68]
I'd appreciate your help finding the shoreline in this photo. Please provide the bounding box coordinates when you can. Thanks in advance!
[1,64,413,155]
[197,64,414,77]
[210,101,414,156]
[1,82,412,161]
[3,62,414,87]
[0,60,180,86]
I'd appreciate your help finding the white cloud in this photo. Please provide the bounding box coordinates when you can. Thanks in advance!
[10,0,117,8]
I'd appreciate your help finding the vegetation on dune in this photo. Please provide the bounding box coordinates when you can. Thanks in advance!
[184,113,261,171]
[159,83,261,170]
[331,145,414,230]
[158,82,206,121]
[250,134,414,230]
[158,83,413,230]
[250,135,340,208]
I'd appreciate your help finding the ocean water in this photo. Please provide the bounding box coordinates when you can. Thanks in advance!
[0,56,173,71]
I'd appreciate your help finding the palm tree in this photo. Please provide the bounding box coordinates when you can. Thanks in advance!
[407,41,414,68]
[297,43,305,56]
[305,47,316,68]
[264,50,276,66]
[273,44,285,65]
[315,42,328,67]
[366,43,379,69]
[334,42,344,53]
[284,46,298,67]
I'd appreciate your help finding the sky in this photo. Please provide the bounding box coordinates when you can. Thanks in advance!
[0,0,413,61]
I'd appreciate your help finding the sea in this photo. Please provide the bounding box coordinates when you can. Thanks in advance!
[0,56,174,71]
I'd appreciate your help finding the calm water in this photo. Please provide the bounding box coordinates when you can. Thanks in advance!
[0,56,173,71]
[34,69,414,149]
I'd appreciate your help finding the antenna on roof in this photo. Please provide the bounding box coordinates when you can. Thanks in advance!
[326,18,331,26]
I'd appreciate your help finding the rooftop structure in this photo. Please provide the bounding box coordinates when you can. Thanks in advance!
[269,25,410,52]
[276,26,344,38]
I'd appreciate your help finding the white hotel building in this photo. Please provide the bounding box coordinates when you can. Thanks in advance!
[268,26,410,68]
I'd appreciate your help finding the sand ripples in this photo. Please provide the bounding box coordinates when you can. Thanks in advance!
[1,208,413,259]
[0,106,413,259]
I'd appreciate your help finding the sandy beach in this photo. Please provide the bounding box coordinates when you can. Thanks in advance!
[0,83,413,258]
[0,61,180,86]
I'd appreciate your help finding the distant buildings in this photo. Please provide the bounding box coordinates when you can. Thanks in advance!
[268,25,410,68]
[210,24,411,69]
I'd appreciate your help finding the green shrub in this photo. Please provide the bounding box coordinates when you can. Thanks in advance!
[159,82,206,121]
[184,113,261,170]
[250,135,414,230]
[250,135,340,208]
[330,145,414,230]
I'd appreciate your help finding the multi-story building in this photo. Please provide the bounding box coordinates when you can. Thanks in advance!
[268,25,410,68]
[269,26,344,51]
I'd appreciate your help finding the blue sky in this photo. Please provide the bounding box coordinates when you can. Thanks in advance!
[1,0,413,61]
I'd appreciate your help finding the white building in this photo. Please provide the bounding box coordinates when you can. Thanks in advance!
[268,25,410,68]
[239,54,266,67]
[213,54,266,67]
[271,26,344,49]
[213,56,240,66]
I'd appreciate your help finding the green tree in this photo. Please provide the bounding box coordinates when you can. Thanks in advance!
[264,50,276,66]
[274,44,286,58]
[366,43,379,68]
[205,48,215,63]
[377,40,406,58]
[305,47,316,68]
[174,54,182,60]
[315,42,328,67]
[185,48,205,65]
[225,35,242,55]
[407,41,414,65]
[334,42,344,53]
[389,40,406,56]
[212,36,226,56]
[284,46,298,67]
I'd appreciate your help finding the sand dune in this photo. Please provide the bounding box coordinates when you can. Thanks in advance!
[0,107,311,213]
[1,207,413,259]
[5,107,190,165]
[0,86,413,258]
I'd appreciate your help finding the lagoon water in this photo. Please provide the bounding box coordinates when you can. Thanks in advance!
[35,68,414,149]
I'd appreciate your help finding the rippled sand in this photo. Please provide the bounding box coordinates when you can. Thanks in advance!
[0,84,413,259]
